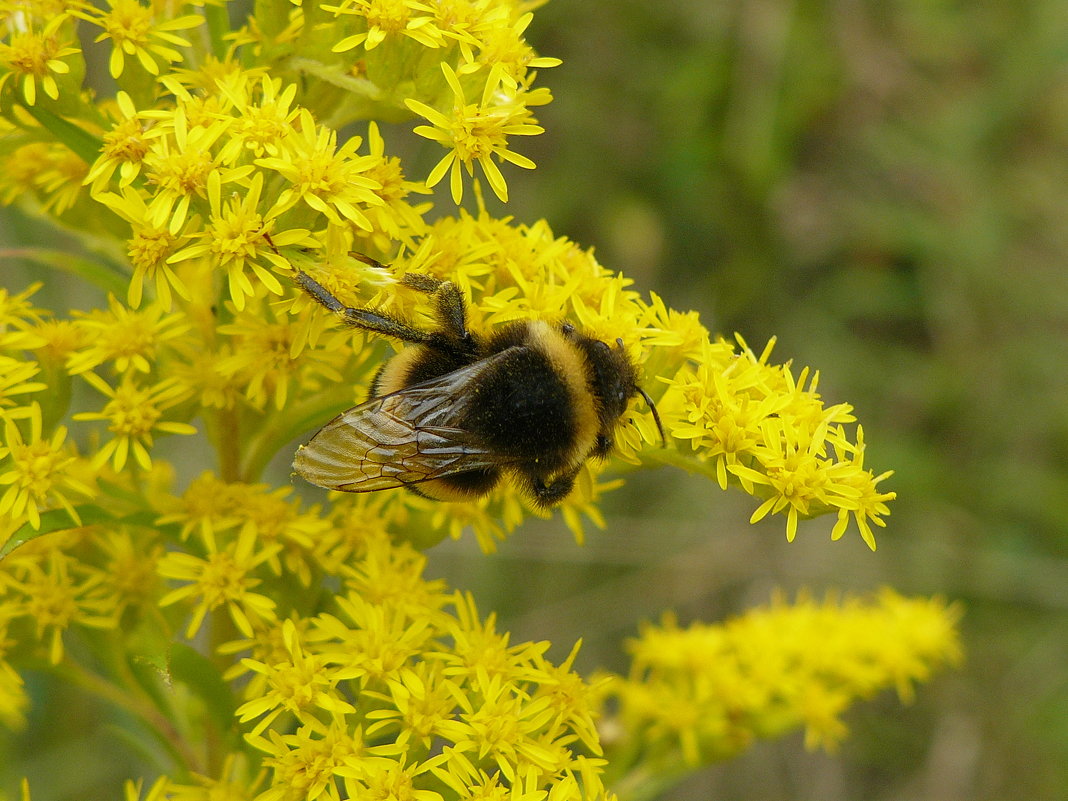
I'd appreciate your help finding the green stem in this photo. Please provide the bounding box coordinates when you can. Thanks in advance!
[611,764,696,801]
[640,446,722,482]
[217,406,241,483]
[54,658,204,774]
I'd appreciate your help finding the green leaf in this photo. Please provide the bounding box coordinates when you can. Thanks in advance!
[168,642,237,735]
[17,103,103,165]
[0,504,115,560]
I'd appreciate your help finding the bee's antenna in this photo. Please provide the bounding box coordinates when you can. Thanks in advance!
[635,386,666,447]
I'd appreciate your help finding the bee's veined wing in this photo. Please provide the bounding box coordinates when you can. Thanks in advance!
[293,348,522,492]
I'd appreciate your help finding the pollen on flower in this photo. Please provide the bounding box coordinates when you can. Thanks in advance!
[104,118,149,172]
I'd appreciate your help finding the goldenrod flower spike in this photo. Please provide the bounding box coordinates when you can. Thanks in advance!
[0,2,955,799]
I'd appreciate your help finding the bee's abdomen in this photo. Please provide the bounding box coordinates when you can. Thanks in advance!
[462,347,577,467]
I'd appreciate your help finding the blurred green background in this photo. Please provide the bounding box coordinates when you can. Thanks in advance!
[431,1,1068,800]
[4,0,1068,799]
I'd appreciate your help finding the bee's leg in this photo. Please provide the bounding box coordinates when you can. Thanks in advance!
[350,254,470,338]
[347,254,470,343]
[429,281,469,345]
[527,466,581,508]
[295,270,434,344]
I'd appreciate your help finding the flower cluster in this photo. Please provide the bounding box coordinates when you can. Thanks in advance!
[597,590,963,781]
[0,476,613,800]
[0,0,950,799]
[1,0,893,550]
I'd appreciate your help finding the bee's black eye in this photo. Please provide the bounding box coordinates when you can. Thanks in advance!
[562,322,575,336]
[596,340,610,353]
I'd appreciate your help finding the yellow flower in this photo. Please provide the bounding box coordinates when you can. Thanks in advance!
[216,75,300,159]
[22,318,87,368]
[339,756,445,801]
[312,593,436,684]
[0,15,78,105]
[0,549,116,664]
[228,481,330,585]
[406,62,546,203]
[328,0,445,52]
[247,722,363,801]
[73,0,202,78]
[85,92,152,194]
[473,11,563,79]
[363,662,468,750]
[73,372,196,472]
[155,471,244,543]
[158,526,279,639]
[93,528,166,617]
[236,619,356,736]
[256,108,384,231]
[66,294,189,375]
[358,121,431,249]
[0,357,46,410]
[0,403,94,531]
[97,186,190,310]
[218,292,345,410]
[664,335,894,548]
[26,141,88,214]
[142,108,237,234]
[167,343,242,411]
[602,590,962,768]
[168,170,317,312]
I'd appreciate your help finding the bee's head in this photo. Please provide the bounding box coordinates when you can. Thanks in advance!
[572,330,665,446]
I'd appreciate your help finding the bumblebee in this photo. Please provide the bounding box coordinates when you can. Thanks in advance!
[292,260,663,508]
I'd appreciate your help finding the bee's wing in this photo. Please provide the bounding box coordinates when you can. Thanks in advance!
[293,348,522,492]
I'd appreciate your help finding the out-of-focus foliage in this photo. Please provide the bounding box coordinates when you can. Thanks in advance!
[497,1,1068,799]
